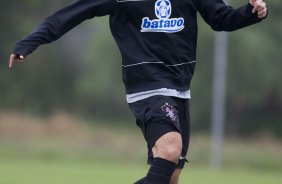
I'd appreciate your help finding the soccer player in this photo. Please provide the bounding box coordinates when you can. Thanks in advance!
[9,0,267,183]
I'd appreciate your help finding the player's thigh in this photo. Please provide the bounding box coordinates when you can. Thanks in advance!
[152,131,182,161]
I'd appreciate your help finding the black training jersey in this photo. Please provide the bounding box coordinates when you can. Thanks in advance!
[13,0,263,94]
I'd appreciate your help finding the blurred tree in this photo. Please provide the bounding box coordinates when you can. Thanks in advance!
[0,0,78,114]
[225,0,282,136]
[191,0,282,137]
[0,0,281,136]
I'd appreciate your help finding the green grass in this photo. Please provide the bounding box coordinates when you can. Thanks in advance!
[0,113,282,184]
[0,158,282,184]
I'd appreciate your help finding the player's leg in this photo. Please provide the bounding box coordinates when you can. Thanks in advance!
[170,168,181,184]
[144,96,183,184]
[133,177,146,184]
[144,131,182,183]
[146,127,184,184]
[169,98,190,184]
[152,131,182,163]
[168,98,190,184]
[130,96,188,184]
[134,168,181,184]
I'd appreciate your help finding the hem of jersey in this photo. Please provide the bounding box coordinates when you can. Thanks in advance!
[126,88,191,103]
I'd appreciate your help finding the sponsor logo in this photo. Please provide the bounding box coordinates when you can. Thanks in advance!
[141,0,185,33]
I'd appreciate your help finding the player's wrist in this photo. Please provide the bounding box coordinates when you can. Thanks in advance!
[13,46,30,58]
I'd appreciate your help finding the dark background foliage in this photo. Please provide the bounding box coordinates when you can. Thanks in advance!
[0,0,281,137]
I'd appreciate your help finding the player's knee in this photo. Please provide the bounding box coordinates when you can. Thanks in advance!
[164,145,182,162]
[153,132,182,163]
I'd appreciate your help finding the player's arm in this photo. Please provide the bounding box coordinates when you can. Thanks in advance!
[192,0,267,32]
[9,0,117,68]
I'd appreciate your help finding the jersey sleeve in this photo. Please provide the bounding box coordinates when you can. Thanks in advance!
[13,0,117,57]
[192,0,265,32]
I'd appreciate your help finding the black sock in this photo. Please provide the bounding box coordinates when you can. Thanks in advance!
[134,177,146,184]
[145,157,176,184]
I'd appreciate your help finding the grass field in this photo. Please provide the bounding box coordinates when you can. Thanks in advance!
[0,112,282,184]
[1,158,282,184]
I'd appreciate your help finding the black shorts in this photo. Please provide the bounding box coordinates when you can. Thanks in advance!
[129,95,190,169]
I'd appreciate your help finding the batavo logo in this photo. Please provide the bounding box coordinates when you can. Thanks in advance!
[141,0,185,33]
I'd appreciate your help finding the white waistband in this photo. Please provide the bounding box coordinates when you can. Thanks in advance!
[126,88,191,103]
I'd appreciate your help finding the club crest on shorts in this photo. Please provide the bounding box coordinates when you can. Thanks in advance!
[161,102,178,123]
[141,0,185,33]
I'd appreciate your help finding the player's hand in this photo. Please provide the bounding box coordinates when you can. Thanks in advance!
[249,0,268,19]
[9,54,25,69]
